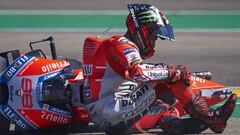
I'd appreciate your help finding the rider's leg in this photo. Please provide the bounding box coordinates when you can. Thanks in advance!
[130,100,166,133]
[169,81,237,133]
[152,83,208,134]
[159,107,208,134]
[130,84,177,133]
[154,83,176,105]
[131,97,208,134]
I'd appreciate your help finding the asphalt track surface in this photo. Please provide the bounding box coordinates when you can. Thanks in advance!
[1,32,240,135]
[0,0,240,135]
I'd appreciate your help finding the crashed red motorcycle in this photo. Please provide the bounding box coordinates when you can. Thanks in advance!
[132,72,239,133]
[0,37,89,135]
[0,37,239,134]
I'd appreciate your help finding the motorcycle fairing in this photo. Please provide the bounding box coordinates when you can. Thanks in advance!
[37,102,72,116]
[0,105,34,130]
[0,53,73,130]
[132,75,240,132]
[36,66,71,103]
[172,76,240,117]
[0,55,33,83]
[16,58,69,76]
[16,109,72,128]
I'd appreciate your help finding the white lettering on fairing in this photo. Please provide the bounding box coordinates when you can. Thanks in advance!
[43,72,58,80]
[191,76,206,83]
[5,55,29,78]
[41,61,67,73]
[3,107,27,129]
[41,111,69,124]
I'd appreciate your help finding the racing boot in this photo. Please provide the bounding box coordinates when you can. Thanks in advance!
[208,94,237,133]
[183,94,237,133]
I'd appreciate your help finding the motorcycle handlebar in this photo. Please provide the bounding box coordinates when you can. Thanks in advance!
[183,71,212,86]
[191,71,212,80]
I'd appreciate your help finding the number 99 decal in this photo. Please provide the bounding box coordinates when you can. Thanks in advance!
[21,78,33,108]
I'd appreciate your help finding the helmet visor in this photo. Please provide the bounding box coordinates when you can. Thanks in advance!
[155,23,175,41]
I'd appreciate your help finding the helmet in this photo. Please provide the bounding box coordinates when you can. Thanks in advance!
[126,4,174,59]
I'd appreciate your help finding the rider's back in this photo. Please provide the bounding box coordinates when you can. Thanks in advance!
[82,36,139,104]
[83,37,106,104]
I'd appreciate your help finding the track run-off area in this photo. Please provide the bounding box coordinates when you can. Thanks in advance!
[0,10,240,32]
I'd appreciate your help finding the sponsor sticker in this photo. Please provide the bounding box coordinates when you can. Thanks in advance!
[83,65,93,76]
[129,7,139,28]
[41,111,70,124]
[43,72,58,80]
[147,70,168,79]
[43,104,50,110]
[118,93,155,120]
[41,61,68,73]
[84,90,92,99]
[3,55,30,81]
[190,76,206,87]
[2,106,29,129]
[123,48,136,55]
[126,52,141,64]
[48,107,71,117]
[121,85,150,107]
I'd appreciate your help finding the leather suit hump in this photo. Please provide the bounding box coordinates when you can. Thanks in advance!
[82,35,140,104]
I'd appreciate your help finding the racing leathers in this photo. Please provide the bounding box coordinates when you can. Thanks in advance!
[83,35,190,132]
[82,35,236,134]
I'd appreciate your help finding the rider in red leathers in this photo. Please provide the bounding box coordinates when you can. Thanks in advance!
[82,4,237,134]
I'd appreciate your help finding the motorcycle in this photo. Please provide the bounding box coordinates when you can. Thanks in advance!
[132,71,240,132]
[0,36,239,134]
[0,37,89,135]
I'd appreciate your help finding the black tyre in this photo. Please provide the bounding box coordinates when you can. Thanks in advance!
[0,114,10,135]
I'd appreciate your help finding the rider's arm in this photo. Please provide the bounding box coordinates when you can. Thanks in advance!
[106,37,186,83]
[128,62,169,83]
[128,58,189,83]
[106,39,170,83]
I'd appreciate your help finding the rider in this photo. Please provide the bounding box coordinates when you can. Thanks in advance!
[82,3,237,134]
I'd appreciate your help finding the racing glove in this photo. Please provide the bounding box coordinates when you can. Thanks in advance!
[168,64,190,83]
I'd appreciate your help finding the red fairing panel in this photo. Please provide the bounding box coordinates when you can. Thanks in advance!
[17,58,69,76]
[17,109,72,128]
